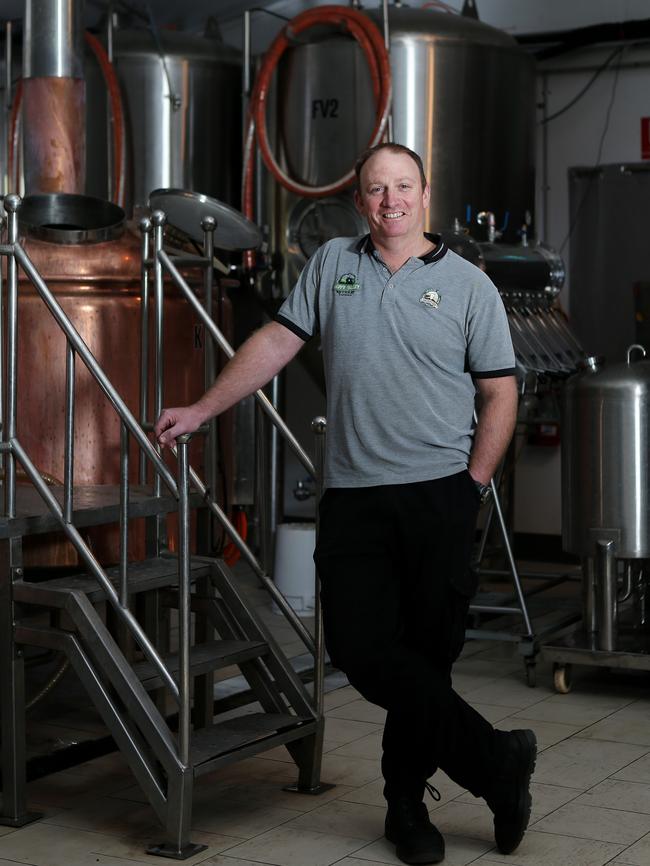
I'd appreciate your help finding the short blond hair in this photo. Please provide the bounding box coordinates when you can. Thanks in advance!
[354,143,427,190]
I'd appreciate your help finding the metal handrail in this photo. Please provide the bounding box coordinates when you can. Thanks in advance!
[157,246,316,479]
[0,196,191,751]
[143,213,325,711]
[13,242,177,497]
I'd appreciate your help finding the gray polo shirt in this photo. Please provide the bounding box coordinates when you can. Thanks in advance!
[277,234,515,488]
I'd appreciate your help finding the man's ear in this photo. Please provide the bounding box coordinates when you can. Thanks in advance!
[354,189,365,215]
[422,183,431,209]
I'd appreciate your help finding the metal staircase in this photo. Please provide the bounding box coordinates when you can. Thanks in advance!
[0,195,327,859]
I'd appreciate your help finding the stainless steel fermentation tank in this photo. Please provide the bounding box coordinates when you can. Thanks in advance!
[270,6,536,288]
[85,29,242,213]
[562,346,650,654]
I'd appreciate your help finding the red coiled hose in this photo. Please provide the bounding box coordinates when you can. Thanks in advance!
[242,4,392,229]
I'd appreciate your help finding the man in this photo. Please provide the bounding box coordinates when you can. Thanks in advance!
[155,143,536,866]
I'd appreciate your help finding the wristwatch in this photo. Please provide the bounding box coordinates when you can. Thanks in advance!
[474,479,492,505]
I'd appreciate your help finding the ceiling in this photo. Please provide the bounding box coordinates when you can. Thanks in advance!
[2,1,650,50]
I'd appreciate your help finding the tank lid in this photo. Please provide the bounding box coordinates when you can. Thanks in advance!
[367,7,523,51]
[113,28,241,64]
[18,194,125,244]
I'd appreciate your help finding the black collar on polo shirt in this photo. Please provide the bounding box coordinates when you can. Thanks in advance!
[355,232,448,264]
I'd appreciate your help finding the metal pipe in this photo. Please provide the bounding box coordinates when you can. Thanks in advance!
[105,2,114,201]
[475,499,495,565]
[4,195,19,518]
[381,0,393,141]
[4,21,11,111]
[63,341,75,523]
[23,0,85,79]
[3,21,12,196]
[619,560,634,603]
[468,604,529,616]
[13,241,178,497]
[202,216,217,549]
[542,73,549,241]
[158,250,316,478]
[176,434,192,767]
[269,374,281,543]
[596,539,617,652]
[312,416,327,717]
[119,422,129,606]
[489,483,533,635]
[139,217,152,485]
[22,1,86,195]
[0,210,4,472]
[582,556,597,635]
[255,401,271,572]
[243,9,251,142]
[11,438,180,700]
[180,456,316,655]
[152,211,166,498]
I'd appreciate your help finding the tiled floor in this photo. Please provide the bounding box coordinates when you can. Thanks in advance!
[3,630,650,866]
[4,556,650,866]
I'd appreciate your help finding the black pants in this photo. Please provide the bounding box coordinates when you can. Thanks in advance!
[314,471,500,802]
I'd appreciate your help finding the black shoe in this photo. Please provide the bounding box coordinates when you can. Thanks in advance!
[385,798,445,865]
[485,729,537,854]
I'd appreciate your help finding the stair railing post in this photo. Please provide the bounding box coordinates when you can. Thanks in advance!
[151,210,167,555]
[63,341,75,524]
[119,420,129,607]
[176,433,192,767]
[151,210,166,501]
[139,216,152,486]
[311,416,327,717]
[201,217,217,550]
[0,195,38,828]
[4,194,20,519]
[0,213,5,477]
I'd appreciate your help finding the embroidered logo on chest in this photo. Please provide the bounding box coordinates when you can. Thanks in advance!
[419,290,442,309]
[334,273,361,295]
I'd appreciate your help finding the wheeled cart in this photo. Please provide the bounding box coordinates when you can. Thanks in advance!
[541,541,650,693]
[549,346,650,694]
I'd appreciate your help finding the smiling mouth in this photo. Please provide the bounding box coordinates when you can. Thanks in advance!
[382,212,405,220]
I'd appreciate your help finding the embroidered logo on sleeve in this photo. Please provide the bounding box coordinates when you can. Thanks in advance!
[334,273,361,295]
[419,290,442,309]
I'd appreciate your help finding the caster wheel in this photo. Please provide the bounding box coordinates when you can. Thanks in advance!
[525,662,536,688]
[553,663,572,694]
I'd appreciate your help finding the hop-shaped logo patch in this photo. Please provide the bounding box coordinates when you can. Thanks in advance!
[419,290,441,308]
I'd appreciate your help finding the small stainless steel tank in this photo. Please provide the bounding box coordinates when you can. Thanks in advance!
[562,346,650,559]
[562,345,650,652]
[85,29,241,213]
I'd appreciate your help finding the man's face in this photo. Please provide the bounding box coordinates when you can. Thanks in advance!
[354,150,430,246]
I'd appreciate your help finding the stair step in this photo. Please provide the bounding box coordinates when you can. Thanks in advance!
[14,556,212,606]
[0,483,204,539]
[191,712,316,775]
[132,639,269,690]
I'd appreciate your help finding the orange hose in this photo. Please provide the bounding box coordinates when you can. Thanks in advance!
[7,78,22,193]
[84,30,125,207]
[6,32,126,206]
[242,4,392,235]
[224,510,248,567]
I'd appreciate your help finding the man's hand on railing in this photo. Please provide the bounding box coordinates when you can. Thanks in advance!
[155,405,205,448]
